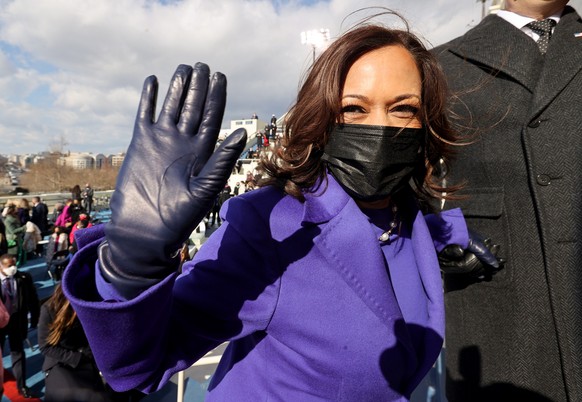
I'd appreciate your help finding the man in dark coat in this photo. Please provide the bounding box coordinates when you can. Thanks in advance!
[434,1,581,401]
[31,196,49,236]
[81,183,94,215]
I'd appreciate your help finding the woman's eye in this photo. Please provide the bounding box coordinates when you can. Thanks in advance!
[391,104,420,117]
[341,104,365,114]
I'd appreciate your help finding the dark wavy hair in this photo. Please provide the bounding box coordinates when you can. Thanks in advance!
[260,21,460,204]
[46,284,77,346]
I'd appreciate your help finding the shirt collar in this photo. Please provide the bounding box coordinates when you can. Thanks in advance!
[497,9,563,38]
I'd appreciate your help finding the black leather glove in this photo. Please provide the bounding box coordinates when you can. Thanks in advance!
[98,63,247,299]
[439,229,504,279]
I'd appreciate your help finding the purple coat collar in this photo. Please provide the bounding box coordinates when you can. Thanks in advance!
[301,174,350,225]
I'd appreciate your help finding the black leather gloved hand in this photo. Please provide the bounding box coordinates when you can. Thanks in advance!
[98,63,247,299]
[439,229,504,279]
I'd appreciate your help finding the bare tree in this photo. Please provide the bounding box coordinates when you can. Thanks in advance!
[20,156,72,192]
[48,134,69,154]
[19,158,120,193]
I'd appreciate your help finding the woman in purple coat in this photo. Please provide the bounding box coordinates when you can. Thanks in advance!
[63,21,499,401]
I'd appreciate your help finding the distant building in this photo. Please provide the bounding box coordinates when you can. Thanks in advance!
[59,152,95,169]
[2,151,126,172]
[109,153,125,167]
[94,154,107,169]
[7,154,23,166]
[50,152,125,169]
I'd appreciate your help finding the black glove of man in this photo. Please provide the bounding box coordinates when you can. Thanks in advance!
[98,63,247,299]
[438,229,504,279]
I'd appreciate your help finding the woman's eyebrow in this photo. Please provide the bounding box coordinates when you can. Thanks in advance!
[341,94,421,102]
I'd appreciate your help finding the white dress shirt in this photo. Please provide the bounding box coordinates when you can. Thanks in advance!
[496,9,563,41]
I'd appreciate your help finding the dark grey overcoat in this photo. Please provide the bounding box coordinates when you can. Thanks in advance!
[434,7,582,402]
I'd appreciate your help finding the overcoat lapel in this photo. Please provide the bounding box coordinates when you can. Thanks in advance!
[530,7,582,116]
[448,15,542,93]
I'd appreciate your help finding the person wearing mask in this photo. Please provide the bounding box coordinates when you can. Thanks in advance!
[62,20,499,400]
[434,1,582,401]
[0,254,40,399]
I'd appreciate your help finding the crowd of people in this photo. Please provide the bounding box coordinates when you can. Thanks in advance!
[0,182,108,399]
[0,184,95,265]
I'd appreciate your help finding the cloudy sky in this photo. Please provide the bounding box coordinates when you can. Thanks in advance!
[1,0,581,156]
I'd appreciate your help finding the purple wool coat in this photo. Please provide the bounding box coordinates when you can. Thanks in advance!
[63,174,468,401]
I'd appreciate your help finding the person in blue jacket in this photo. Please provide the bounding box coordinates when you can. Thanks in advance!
[62,20,499,401]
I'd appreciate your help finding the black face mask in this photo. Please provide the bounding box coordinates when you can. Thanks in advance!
[321,123,425,202]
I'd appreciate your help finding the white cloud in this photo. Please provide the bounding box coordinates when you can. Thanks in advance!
[0,0,581,155]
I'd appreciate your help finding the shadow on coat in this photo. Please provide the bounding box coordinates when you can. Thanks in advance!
[446,345,553,402]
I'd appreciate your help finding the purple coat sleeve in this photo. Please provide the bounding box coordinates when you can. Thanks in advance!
[62,197,282,393]
[424,208,469,252]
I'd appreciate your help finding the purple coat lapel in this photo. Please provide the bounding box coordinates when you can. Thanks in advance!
[303,176,407,328]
